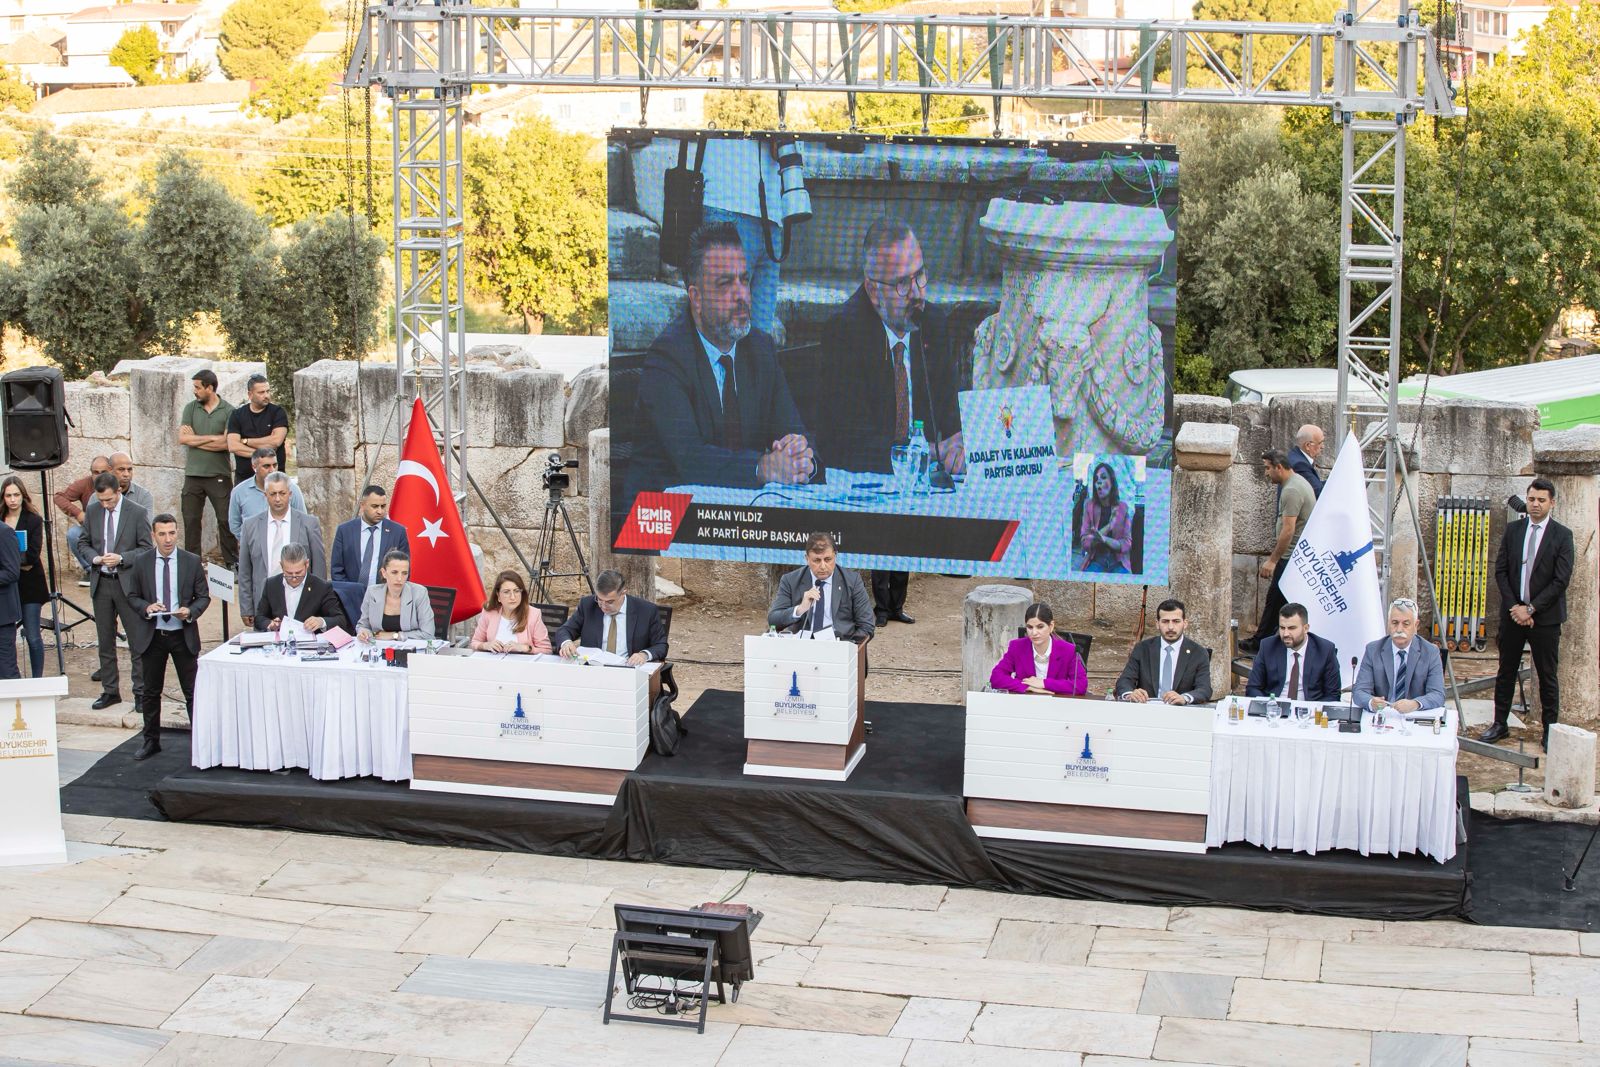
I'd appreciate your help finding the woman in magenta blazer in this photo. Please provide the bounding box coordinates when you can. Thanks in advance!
[470,570,552,653]
[990,602,1088,695]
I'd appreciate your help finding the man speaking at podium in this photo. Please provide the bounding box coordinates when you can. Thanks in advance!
[768,532,875,642]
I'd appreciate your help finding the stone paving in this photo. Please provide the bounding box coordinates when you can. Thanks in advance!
[4,722,1597,1067]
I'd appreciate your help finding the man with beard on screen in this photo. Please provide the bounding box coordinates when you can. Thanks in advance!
[623,222,815,504]
[818,218,965,626]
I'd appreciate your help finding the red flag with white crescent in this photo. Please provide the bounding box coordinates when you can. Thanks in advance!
[388,398,484,624]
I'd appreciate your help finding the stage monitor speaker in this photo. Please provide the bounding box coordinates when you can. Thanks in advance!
[1,367,69,471]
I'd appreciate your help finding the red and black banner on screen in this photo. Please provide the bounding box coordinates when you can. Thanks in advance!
[616,492,1019,563]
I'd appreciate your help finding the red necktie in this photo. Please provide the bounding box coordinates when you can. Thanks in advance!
[890,341,910,445]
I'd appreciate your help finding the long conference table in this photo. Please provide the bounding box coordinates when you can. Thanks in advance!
[192,642,1459,863]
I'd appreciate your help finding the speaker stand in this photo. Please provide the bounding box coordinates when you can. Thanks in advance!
[37,470,92,677]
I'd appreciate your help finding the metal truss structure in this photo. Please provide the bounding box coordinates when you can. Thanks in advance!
[345,1,1458,595]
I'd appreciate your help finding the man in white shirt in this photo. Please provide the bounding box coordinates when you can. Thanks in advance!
[1114,598,1213,705]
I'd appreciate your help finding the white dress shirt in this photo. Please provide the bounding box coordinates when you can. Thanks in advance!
[153,550,182,631]
[282,577,304,624]
[1521,520,1545,603]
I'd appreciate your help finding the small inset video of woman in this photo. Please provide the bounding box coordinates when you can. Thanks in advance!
[1071,454,1146,576]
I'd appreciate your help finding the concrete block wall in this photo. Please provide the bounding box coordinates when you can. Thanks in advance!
[292,348,605,609]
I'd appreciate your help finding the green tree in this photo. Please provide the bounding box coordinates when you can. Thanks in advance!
[0,66,32,111]
[463,116,605,334]
[11,129,101,210]
[12,200,151,376]
[1188,0,1341,92]
[270,211,384,414]
[109,25,163,86]
[136,151,267,354]
[252,101,391,230]
[218,0,323,81]
[704,90,778,131]
[248,59,337,123]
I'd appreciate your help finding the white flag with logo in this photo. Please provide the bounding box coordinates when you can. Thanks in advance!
[1278,431,1385,691]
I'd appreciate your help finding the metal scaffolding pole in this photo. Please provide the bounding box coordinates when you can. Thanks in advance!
[346,2,1458,565]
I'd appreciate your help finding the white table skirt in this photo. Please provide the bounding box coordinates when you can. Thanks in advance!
[1207,702,1459,863]
[191,645,412,781]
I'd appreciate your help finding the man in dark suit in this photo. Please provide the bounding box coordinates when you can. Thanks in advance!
[254,542,350,635]
[1245,603,1342,702]
[0,518,20,679]
[1114,598,1212,705]
[1353,597,1446,715]
[121,513,209,760]
[819,218,966,628]
[622,222,815,504]
[330,485,410,585]
[1287,424,1326,498]
[766,531,876,643]
[82,473,153,710]
[1483,477,1573,747]
[555,568,668,665]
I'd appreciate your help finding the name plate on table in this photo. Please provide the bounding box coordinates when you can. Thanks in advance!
[964,692,1211,854]
[408,654,654,805]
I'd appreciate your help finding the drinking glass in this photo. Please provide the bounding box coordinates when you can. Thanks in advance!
[1372,707,1387,732]
[1266,702,1281,728]
[890,445,913,495]
[1294,704,1311,729]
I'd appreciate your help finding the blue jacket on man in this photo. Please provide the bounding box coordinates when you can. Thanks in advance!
[329,517,410,584]
[1352,635,1445,712]
[1245,632,1342,702]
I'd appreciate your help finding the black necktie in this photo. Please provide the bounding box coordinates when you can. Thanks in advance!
[162,555,173,622]
[718,354,742,450]
[810,577,825,632]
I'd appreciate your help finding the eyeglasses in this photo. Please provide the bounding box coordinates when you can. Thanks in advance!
[867,267,928,297]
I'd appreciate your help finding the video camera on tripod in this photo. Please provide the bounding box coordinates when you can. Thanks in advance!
[542,453,580,494]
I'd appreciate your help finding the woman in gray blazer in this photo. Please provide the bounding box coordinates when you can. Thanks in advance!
[356,550,436,641]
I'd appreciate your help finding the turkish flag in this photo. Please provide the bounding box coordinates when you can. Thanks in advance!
[389,398,484,624]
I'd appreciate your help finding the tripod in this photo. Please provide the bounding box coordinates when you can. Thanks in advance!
[37,469,93,675]
[530,479,594,605]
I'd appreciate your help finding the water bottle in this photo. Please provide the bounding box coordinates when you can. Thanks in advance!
[909,420,931,494]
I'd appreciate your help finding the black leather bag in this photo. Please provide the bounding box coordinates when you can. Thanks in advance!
[659,138,705,271]
[648,662,688,756]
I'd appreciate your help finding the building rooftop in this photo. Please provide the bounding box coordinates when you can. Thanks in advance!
[32,79,247,115]
[66,3,199,23]
[0,33,64,66]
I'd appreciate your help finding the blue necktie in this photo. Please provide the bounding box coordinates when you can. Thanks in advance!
[1393,649,1409,700]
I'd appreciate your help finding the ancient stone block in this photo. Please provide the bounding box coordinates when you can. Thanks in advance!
[608,280,687,355]
[357,361,401,449]
[1545,725,1597,808]
[494,369,565,449]
[963,584,1034,699]
[609,209,660,282]
[297,465,359,529]
[564,364,608,449]
[64,382,131,444]
[292,360,359,469]
[130,357,209,469]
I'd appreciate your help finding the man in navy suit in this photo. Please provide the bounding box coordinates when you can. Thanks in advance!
[1353,597,1446,714]
[554,568,668,665]
[1287,424,1326,498]
[621,222,815,505]
[330,485,410,586]
[1245,602,1341,702]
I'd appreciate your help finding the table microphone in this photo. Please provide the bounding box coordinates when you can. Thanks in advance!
[909,306,956,491]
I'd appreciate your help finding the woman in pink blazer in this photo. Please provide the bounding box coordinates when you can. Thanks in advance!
[1079,461,1133,574]
[470,570,552,653]
[990,602,1088,695]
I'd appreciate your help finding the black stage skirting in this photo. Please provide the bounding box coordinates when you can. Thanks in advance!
[123,691,1486,922]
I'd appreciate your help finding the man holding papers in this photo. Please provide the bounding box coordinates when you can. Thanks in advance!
[556,569,668,665]
[1352,597,1445,715]
[767,531,875,642]
[1114,598,1212,705]
[121,514,209,761]
[254,543,349,636]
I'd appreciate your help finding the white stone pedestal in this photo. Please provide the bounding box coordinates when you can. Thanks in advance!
[0,677,71,867]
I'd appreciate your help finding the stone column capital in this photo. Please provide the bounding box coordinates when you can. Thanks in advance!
[1532,427,1600,478]
[1174,421,1239,473]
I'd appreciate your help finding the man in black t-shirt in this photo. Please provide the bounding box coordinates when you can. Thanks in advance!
[225,374,289,484]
